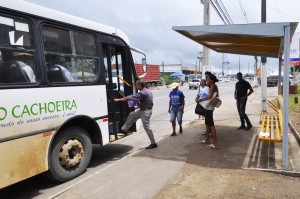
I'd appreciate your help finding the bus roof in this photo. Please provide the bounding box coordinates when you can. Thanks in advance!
[0,0,130,44]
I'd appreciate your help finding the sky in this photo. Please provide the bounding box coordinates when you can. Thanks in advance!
[24,0,300,74]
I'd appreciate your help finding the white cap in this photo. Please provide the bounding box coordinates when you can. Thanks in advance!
[171,82,179,89]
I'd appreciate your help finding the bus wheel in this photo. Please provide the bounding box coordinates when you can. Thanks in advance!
[46,127,92,182]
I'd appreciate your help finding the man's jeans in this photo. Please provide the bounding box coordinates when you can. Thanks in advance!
[236,99,252,127]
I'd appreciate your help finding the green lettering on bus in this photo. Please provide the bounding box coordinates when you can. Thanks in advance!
[0,107,7,121]
[12,105,21,118]
[22,105,31,117]
[56,101,62,112]
[48,102,55,113]
[65,100,71,110]
[39,103,47,114]
[71,100,77,110]
[30,103,38,115]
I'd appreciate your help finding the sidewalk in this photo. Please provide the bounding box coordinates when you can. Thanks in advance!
[153,85,300,198]
[157,83,300,171]
[51,85,300,199]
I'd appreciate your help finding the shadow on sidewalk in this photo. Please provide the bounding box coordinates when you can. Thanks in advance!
[134,122,283,171]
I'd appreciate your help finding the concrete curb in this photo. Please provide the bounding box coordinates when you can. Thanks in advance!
[244,167,300,177]
[289,121,300,146]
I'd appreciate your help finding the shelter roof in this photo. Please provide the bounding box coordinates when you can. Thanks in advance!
[172,22,298,58]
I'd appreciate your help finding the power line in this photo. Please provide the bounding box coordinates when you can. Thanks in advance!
[215,0,234,24]
[210,0,234,24]
[210,0,228,24]
[254,0,300,21]
[272,0,284,21]
[213,0,231,24]
[218,0,234,23]
[238,0,249,23]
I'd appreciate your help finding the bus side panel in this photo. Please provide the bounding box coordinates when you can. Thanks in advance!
[0,132,52,189]
[96,118,109,145]
[0,85,107,138]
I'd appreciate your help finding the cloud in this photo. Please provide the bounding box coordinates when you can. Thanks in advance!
[24,0,300,73]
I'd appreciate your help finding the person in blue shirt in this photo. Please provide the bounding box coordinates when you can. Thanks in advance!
[168,82,185,136]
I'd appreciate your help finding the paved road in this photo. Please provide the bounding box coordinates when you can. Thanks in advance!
[0,81,264,199]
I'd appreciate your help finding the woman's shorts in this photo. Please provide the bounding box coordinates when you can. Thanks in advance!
[204,110,214,126]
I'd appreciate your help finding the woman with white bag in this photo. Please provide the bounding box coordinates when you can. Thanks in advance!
[195,74,220,149]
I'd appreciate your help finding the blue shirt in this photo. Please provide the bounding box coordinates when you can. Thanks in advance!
[169,90,185,110]
[125,87,153,110]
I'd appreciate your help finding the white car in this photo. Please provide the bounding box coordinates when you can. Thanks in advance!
[188,79,200,89]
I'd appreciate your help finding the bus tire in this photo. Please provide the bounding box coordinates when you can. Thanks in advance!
[46,127,92,182]
[146,82,151,88]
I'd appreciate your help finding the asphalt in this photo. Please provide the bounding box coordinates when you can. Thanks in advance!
[51,84,300,199]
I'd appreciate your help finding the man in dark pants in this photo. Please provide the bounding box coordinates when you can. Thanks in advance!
[114,79,157,149]
[235,72,254,130]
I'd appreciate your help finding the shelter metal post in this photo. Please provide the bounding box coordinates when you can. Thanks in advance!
[202,0,210,78]
[278,58,282,95]
[261,62,267,112]
[282,25,290,170]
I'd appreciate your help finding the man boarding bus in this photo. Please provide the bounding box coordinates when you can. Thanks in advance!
[0,0,144,188]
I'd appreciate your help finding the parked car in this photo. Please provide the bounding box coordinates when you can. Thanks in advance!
[267,75,291,87]
[267,76,280,87]
[188,79,200,89]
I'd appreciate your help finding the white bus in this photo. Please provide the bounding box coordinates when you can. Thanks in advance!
[0,0,144,189]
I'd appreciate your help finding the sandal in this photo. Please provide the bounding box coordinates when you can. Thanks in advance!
[201,140,209,144]
[208,144,220,149]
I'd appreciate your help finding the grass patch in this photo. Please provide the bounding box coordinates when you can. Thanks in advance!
[273,84,300,113]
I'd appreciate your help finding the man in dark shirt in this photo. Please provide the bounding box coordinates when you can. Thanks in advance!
[235,72,254,130]
[114,79,157,149]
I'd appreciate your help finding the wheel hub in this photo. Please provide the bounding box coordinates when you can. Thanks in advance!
[59,139,84,169]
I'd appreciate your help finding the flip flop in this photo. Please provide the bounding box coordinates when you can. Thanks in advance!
[201,140,209,144]
[208,144,220,149]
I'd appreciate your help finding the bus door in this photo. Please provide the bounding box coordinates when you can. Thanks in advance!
[102,44,137,140]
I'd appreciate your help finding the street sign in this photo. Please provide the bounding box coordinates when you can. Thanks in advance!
[256,68,260,75]
[197,51,203,59]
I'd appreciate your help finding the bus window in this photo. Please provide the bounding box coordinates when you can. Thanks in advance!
[42,25,97,83]
[0,15,37,84]
[103,45,126,93]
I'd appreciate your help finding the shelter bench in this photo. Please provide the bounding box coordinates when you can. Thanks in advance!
[258,100,283,142]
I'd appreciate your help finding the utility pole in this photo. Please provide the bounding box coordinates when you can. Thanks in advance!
[261,0,267,112]
[222,53,224,81]
[239,56,240,72]
[201,0,210,79]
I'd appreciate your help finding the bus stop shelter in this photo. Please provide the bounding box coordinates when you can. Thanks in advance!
[172,22,298,170]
